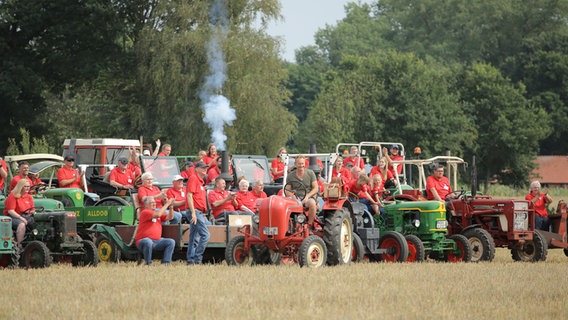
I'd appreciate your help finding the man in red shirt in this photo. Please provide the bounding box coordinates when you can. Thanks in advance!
[109,157,136,189]
[157,143,172,156]
[180,161,195,179]
[209,176,238,221]
[186,161,210,264]
[57,155,84,189]
[344,146,365,169]
[9,161,33,192]
[135,197,175,265]
[384,145,404,177]
[249,180,267,211]
[426,165,455,201]
[206,157,222,185]
[0,156,7,194]
[167,175,189,222]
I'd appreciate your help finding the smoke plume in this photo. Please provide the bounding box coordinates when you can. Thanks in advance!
[199,0,236,151]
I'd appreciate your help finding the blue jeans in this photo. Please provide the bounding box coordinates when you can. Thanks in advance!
[159,209,182,225]
[535,215,551,231]
[137,237,175,265]
[187,210,210,264]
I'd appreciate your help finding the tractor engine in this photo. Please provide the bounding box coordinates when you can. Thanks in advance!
[30,211,81,252]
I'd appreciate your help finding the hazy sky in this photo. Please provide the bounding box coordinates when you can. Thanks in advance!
[266,0,373,62]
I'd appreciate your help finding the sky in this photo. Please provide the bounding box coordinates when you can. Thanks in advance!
[266,0,373,62]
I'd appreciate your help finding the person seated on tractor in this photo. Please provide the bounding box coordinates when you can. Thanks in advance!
[331,155,352,184]
[271,147,288,183]
[180,160,195,179]
[285,155,319,230]
[349,164,362,182]
[383,145,403,177]
[109,157,136,189]
[206,157,222,185]
[234,179,255,214]
[369,157,396,188]
[135,197,176,266]
[4,179,35,249]
[127,146,142,180]
[526,180,553,231]
[347,174,380,216]
[9,161,34,192]
[370,174,387,215]
[138,172,181,224]
[209,177,251,224]
[166,175,190,223]
[0,156,7,195]
[344,146,365,169]
[249,180,267,211]
[57,155,84,189]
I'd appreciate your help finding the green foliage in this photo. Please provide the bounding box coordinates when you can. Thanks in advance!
[6,128,51,155]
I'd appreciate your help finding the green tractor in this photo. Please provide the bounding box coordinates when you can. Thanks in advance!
[0,216,19,268]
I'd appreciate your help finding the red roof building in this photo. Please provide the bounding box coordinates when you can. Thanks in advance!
[531,156,568,187]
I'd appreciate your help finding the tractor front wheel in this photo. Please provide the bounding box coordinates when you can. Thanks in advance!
[462,228,495,262]
[511,231,548,262]
[446,234,472,262]
[225,236,252,266]
[323,208,353,265]
[72,240,99,267]
[20,241,51,269]
[96,236,121,263]
[377,231,409,262]
[298,235,327,268]
[405,234,425,263]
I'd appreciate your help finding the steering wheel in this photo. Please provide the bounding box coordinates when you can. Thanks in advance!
[29,183,48,193]
[446,189,466,201]
[284,181,307,201]
[348,191,360,201]
[20,206,44,215]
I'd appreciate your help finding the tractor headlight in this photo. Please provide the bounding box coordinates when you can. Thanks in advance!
[32,229,39,236]
[296,214,306,224]
[413,219,421,228]
[252,215,260,224]
[3,241,8,248]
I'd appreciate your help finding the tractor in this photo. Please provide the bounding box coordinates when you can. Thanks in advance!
[0,216,19,268]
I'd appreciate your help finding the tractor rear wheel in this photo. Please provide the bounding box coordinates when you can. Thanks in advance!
[225,236,252,266]
[299,235,327,268]
[446,234,472,262]
[72,240,99,267]
[20,241,52,268]
[96,236,121,263]
[377,231,409,262]
[511,230,548,262]
[323,208,353,265]
[462,228,495,262]
[405,235,425,262]
[351,233,365,263]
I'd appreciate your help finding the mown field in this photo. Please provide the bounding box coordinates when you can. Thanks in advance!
[1,248,567,320]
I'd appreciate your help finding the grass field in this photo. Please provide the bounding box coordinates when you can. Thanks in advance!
[1,248,567,320]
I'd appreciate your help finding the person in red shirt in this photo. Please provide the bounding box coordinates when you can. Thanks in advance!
[209,177,239,221]
[157,143,172,156]
[57,155,84,189]
[331,156,352,186]
[384,145,404,177]
[186,161,210,264]
[167,175,189,222]
[109,157,136,189]
[0,156,7,194]
[426,165,455,201]
[369,173,387,215]
[135,197,176,265]
[9,161,34,192]
[369,157,396,188]
[180,161,195,179]
[127,147,142,181]
[206,157,222,185]
[344,146,365,169]
[203,143,219,175]
[137,172,180,224]
[347,174,379,215]
[234,179,255,213]
[4,179,35,248]
[271,147,287,183]
[526,180,553,231]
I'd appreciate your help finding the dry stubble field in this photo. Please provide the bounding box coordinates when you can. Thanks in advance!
[1,248,567,320]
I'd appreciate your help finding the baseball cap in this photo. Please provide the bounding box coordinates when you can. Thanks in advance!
[195,161,207,169]
[184,160,194,167]
[172,174,184,181]
[143,150,151,156]
[118,157,129,165]
[64,155,75,161]
[390,144,399,149]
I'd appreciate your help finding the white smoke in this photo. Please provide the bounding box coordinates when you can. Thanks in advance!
[200,0,236,151]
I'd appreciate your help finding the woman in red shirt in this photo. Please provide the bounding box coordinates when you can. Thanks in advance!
[271,147,287,183]
[4,179,35,248]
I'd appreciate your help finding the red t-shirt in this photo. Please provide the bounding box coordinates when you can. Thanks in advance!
[9,175,33,192]
[203,155,218,175]
[206,167,220,185]
[128,162,142,179]
[344,156,364,169]
[138,185,163,208]
[235,190,256,212]
[186,175,207,212]
[388,154,404,176]
[369,167,394,181]
[135,208,167,246]
[181,168,195,179]
[209,189,236,218]
[4,192,34,215]
[426,175,452,200]
[271,158,285,180]
[109,167,135,187]
[525,193,549,217]
[167,187,187,211]
[0,160,7,191]
[57,166,82,189]
[347,180,370,199]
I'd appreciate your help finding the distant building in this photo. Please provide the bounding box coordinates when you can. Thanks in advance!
[531,156,568,187]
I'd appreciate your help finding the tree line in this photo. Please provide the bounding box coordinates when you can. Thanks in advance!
[1,0,567,188]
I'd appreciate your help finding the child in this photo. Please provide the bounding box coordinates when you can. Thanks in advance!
[348,174,379,216]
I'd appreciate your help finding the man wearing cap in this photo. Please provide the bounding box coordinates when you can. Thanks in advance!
[166,175,190,222]
[186,161,210,265]
[383,145,403,176]
[109,157,136,189]
[57,155,84,189]
[180,161,195,179]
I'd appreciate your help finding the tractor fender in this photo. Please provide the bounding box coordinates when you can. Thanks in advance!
[94,196,131,207]
[461,224,483,234]
[321,197,349,212]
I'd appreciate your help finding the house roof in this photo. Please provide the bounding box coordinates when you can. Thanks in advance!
[531,156,568,184]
